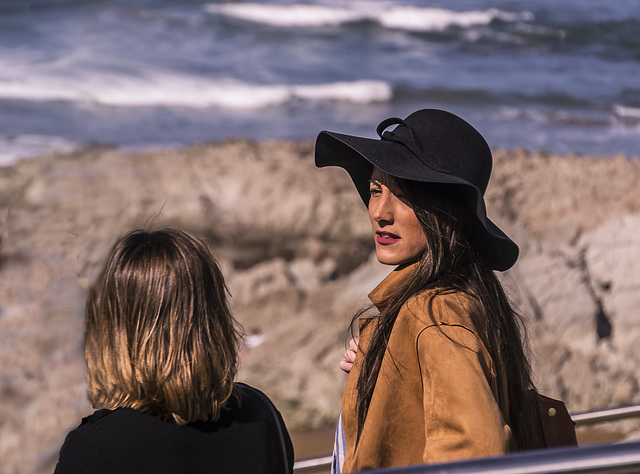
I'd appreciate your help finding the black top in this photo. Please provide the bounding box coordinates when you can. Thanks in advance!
[54,383,294,474]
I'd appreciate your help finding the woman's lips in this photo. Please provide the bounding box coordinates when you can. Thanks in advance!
[376,231,400,245]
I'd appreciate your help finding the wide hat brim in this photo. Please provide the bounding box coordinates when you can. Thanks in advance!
[315,111,518,271]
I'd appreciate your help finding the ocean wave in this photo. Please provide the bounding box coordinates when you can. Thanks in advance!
[614,104,640,120]
[462,22,565,45]
[0,73,392,108]
[0,135,79,166]
[292,81,392,103]
[205,3,361,27]
[497,106,617,127]
[205,3,533,31]
[377,6,533,32]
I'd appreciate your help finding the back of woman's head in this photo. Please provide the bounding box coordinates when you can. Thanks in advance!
[85,228,242,425]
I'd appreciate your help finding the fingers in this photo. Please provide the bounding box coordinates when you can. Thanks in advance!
[339,359,354,373]
[339,337,360,373]
[349,337,359,352]
[344,346,357,364]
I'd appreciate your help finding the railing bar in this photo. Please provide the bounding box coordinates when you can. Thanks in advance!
[293,403,640,472]
[572,404,640,425]
[366,441,640,473]
[294,443,640,474]
[293,455,333,472]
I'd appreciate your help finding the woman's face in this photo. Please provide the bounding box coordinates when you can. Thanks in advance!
[368,168,428,266]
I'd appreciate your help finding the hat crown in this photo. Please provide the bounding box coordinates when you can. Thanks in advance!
[386,109,492,194]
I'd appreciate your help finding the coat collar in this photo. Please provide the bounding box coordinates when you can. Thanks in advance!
[368,262,419,313]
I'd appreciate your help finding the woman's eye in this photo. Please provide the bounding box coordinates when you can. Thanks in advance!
[369,187,381,195]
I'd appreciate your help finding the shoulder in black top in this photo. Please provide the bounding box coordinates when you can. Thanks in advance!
[54,383,294,474]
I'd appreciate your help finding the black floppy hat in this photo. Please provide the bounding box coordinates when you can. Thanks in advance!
[314,108,518,271]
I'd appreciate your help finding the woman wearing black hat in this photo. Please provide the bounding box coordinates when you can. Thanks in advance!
[315,109,535,472]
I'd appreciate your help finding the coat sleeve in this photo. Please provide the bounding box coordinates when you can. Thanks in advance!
[416,323,511,464]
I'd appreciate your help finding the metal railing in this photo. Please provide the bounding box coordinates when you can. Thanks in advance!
[571,404,640,426]
[294,455,333,473]
[367,441,640,473]
[293,403,640,473]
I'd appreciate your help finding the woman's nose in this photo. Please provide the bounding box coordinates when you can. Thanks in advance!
[370,191,393,224]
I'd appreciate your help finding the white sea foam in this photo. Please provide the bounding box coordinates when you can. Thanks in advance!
[205,3,533,31]
[378,7,532,31]
[292,81,392,103]
[497,106,549,124]
[206,3,360,27]
[0,135,79,166]
[0,71,392,108]
[614,104,640,119]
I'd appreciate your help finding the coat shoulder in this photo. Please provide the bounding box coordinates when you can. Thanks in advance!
[402,288,483,333]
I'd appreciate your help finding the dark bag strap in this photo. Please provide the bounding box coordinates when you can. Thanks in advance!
[237,383,291,473]
[529,390,578,450]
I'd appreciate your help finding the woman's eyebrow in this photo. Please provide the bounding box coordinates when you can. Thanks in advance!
[368,179,381,186]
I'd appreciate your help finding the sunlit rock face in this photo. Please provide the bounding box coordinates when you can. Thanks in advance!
[1,142,640,473]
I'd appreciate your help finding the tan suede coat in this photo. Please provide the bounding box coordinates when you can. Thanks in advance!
[341,264,511,472]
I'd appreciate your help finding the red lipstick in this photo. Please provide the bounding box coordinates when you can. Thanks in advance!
[376,231,400,245]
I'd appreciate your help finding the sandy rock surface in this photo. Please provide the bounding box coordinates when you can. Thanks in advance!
[1,141,639,473]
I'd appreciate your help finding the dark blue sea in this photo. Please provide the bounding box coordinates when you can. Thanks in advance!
[1,0,639,164]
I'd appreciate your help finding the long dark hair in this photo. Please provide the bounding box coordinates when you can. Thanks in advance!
[354,179,535,450]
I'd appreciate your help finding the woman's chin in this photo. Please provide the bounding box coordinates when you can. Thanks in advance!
[375,251,411,266]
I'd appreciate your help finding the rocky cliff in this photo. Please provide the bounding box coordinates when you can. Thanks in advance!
[1,141,639,473]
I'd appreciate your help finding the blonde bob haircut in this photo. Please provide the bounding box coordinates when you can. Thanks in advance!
[85,228,243,425]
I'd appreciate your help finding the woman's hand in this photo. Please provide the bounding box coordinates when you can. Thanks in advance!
[339,337,359,373]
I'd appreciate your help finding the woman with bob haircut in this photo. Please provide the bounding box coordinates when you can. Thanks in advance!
[55,228,293,474]
[314,109,536,472]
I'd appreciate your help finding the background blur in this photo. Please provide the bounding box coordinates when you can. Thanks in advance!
[1,1,640,473]
[1,0,639,165]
